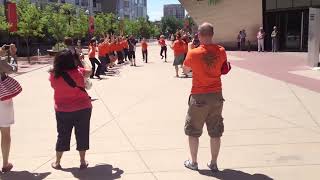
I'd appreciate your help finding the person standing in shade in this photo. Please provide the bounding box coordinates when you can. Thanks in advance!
[257,27,265,52]
[240,29,246,51]
[183,22,228,172]
[171,33,186,77]
[50,49,92,170]
[271,26,279,52]
[159,35,167,62]
[141,38,148,63]
[237,31,241,50]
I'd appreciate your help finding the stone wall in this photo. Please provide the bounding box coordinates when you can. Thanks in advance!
[179,0,263,49]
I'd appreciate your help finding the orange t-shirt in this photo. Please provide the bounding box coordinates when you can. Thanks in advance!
[121,40,128,49]
[183,41,189,54]
[109,43,116,52]
[172,40,186,56]
[98,43,108,57]
[159,39,166,47]
[115,43,123,52]
[141,41,148,50]
[88,45,96,58]
[183,44,227,94]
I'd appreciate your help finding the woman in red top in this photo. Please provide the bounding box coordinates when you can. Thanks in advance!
[122,37,129,61]
[141,38,148,63]
[88,39,102,79]
[49,49,92,170]
[115,37,124,64]
[171,33,186,77]
[158,35,167,62]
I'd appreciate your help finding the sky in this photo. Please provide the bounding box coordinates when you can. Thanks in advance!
[148,0,181,21]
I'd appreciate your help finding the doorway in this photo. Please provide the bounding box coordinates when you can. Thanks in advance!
[264,9,309,51]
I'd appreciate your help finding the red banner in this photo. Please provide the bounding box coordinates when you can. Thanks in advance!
[6,2,18,32]
[89,16,94,34]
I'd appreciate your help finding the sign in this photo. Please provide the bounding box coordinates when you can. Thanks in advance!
[6,2,18,32]
[89,16,94,34]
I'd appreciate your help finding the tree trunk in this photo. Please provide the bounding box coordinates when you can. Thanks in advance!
[25,37,31,64]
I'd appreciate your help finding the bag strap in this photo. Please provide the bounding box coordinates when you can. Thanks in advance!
[60,71,87,93]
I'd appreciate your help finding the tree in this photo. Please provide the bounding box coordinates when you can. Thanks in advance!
[42,4,68,44]
[0,5,8,31]
[71,9,88,39]
[16,0,44,62]
[160,16,183,36]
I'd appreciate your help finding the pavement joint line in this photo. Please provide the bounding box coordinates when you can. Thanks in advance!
[12,64,52,78]
[96,95,159,180]
[286,83,320,129]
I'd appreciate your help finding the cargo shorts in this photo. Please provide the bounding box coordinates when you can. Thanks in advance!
[184,92,224,138]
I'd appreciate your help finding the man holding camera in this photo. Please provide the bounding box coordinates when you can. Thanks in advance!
[183,22,227,172]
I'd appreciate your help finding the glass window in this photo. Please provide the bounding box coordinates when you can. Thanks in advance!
[266,0,277,10]
[293,0,311,7]
[93,0,96,7]
[312,0,320,5]
[75,0,79,5]
[277,0,293,9]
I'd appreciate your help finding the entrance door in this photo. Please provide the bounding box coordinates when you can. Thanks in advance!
[285,12,302,50]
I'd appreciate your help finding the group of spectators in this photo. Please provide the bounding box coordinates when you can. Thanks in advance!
[237,26,279,52]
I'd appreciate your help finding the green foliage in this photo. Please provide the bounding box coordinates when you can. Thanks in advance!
[0,5,8,31]
[94,13,116,37]
[42,5,68,42]
[160,16,183,35]
[16,0,44,39]
[124,17,160,38]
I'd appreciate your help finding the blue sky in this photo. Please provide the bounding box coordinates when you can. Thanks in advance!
[148,0,181,21]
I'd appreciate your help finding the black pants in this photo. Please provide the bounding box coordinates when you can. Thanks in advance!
[128,50,136,60]
[160,46,167,60]
[89,58,102,77]
[123,48,129,60]
[55,108,92,152]
[99,56,108,72]
[142,50,148,63]
[117,51,124,63]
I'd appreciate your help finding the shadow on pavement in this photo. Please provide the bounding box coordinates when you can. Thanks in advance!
[0,171,51,180]
[62,164,124,180]
[199,169,273,180]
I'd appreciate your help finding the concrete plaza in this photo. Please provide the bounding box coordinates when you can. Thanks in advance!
[1,44,320,180]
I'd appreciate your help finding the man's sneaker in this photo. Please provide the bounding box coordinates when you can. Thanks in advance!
[184,160,198,171]
[207,162,219,173]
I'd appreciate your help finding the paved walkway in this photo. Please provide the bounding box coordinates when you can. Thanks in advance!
[1,46,320,180]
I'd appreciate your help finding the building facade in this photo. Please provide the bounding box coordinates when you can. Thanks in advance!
[101,0,147,20]
[179,0,320,51]
[163,4,185,20]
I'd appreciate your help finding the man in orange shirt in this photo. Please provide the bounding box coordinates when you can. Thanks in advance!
[158,35,167,62]
[182,22,228,172]
[171,33,186,77]
[141,38,148,63]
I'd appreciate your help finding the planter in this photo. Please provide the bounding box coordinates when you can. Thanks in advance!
[47,50,59,56]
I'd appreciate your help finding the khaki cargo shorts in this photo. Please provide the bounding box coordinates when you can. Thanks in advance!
[184,92,224,138]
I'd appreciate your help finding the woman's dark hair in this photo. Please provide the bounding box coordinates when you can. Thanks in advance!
[50,49,77,78]
[64,37,73,46]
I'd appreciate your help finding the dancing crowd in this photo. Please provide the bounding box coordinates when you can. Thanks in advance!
[0,22,231,174]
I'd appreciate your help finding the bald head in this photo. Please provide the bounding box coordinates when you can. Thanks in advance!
[199,22,214,37]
